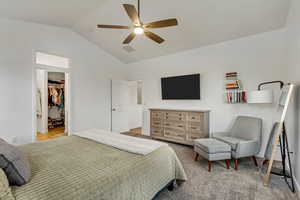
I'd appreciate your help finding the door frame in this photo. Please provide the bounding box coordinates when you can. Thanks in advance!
[32,52,71,142]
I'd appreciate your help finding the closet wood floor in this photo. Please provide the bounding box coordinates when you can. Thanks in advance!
[37,127,67,141]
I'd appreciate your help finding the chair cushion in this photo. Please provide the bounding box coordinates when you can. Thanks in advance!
[230,116,262,141]
[213,136,247,151]
[194,138,231,154]
[194,146,231,161]
[0,139,31,186]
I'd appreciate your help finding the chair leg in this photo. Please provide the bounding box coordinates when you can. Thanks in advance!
[225,160,230,169]
[234,159,238,170]
[252,156,258,167]
[208,161,212,172]
[194,152,199,161]
[262,160,269,165]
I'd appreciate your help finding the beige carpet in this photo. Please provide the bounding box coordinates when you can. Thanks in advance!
[153,142,298,200]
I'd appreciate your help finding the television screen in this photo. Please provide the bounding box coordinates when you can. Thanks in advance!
[161,74,200,100]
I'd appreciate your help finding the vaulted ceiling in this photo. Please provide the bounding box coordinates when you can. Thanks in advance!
[0,0,291,63]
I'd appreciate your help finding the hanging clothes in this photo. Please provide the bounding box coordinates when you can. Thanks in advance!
[48,87,64,106]
[48,84,65,121]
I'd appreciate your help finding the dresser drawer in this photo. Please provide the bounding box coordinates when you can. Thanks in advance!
[164,128,186,140]
[165,115,186,122]
[164,128,186,141]
[151,111,164,119]
[188,112,203,122]
[165,111,185,118]
[187,134,201,141]
[152,119,163,127]
[151,127,163,137]
[164,121,186,131]
[187,122,203,133]
[187,132,208,142]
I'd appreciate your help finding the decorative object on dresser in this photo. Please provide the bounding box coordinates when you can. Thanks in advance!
[224,72,247,104]
[150,109,210,145]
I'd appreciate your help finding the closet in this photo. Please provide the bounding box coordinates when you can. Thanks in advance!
[36,71,68,141]
[48,79,65,130]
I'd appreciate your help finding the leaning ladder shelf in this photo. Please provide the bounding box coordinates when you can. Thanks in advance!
[263,84,295,187]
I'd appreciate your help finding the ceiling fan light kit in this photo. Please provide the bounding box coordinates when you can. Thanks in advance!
[97,0,178,45]
[134,27,144,35]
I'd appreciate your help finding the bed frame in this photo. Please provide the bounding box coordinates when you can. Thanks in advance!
[151,180,175,200]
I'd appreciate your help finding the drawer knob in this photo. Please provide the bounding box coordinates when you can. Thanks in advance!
[192,117,195,119]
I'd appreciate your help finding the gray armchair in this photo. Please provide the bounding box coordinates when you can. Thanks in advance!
[213,116,262,170]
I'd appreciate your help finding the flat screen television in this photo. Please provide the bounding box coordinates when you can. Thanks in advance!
[161,74,200,100]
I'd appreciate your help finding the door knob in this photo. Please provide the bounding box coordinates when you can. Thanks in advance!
[112,108,116,111]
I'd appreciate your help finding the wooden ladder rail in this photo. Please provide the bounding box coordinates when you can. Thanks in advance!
[263,83,294,185]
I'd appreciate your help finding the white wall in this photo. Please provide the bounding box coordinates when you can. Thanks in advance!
[126,30,288,157]
[0,18,126,144]
[285,0,300,191]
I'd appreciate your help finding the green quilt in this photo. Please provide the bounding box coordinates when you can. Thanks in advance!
[11,136,187,200]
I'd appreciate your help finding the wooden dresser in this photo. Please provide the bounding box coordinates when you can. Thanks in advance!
[150,109,210,145]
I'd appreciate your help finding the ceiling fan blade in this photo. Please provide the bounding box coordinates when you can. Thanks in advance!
[97,25,131,29]
[123,4,141,26]
[144,18,178,29]
[123,32,136,44]
[144,30,165,44]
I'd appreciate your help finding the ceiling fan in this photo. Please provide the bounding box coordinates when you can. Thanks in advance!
[97,0,178,45]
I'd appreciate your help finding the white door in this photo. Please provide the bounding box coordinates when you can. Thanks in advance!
[111,80,131,132]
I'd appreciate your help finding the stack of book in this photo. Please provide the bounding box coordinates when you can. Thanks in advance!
[226,72,238,80]
[225,80,242,90]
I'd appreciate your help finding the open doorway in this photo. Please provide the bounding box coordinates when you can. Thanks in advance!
[36,70,69,141]
[111,80,143,136]
[34,51,70,142]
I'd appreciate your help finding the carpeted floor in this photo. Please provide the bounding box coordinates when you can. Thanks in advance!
[154,142,298,200]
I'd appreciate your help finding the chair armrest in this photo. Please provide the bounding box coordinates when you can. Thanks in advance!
[235,140,260,158]
[212,132,230,138]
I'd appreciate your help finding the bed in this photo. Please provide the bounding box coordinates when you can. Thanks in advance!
[10,132,187,200]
